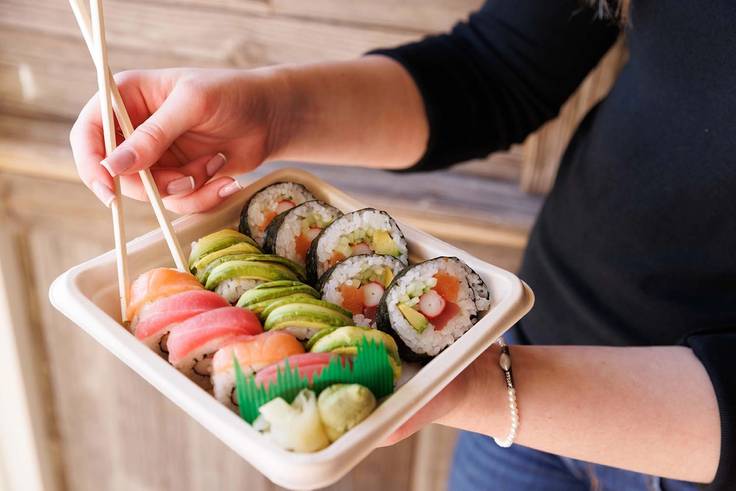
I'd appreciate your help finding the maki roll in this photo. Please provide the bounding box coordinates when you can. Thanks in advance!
[319,255,404,327]
[211,331,305,410]
[188,229,259,272]
[127,268,203,323]
[263,200,342,267]
[376,257,491,361]
[132,290,229,356]
[239,182,315,247]
[263,298,353,341]
[167,306,263,388]
[204,256,306,303]
[306,209,408,283]
[236,280,320,320]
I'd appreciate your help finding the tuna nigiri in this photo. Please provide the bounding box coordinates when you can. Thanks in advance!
[127,268,203,322]
[211,331,305,409]
[167,306,262,388]
[132,290,229,356]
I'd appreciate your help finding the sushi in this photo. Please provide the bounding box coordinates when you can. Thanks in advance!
[263,298,353,341]
[188,229,259,271]
[127,268,203,323]
[191,242,262,283]
[254,352,342,388]
[211,331,305,410]
[306,209,408,283]
[204,256,305,303]
[263,200,342,267]
[235,280,320,320]
[307,325,401,380]
[319,254,405,326]
[239,182,316,247]
[376,257,491,361]
[167,306,263,388]
[133,290,229,356]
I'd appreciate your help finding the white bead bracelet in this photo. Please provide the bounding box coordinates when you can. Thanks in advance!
[493,337,519,448]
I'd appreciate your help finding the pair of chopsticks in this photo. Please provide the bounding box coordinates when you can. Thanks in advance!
[69,0,188,322]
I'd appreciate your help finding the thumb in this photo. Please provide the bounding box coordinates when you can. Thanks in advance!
[101,85,196,176]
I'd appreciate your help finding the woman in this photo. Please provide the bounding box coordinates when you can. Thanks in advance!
[70,1,735,489]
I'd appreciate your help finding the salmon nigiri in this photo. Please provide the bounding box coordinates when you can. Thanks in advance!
[211,331,305,410]
[132,290,229,356]
[167,306,262,388]
[127,268,203,322]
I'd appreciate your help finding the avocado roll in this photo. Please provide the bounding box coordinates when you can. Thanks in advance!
[236,280,320,320]
[239,182,316,247]
[263,298,353,340]
[319,255,404,327]
[205,259,303,303]
[306,209,408,283]
[263,200,342,267]
[188,229,259,271]
[376,257,491,361]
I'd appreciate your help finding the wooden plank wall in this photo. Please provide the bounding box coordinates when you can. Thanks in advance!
[0,1,624,490]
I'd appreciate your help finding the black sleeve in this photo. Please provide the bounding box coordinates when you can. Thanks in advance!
[684,329,736,491]
[369,0,620,171]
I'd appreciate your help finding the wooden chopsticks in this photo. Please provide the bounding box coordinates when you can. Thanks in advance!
[70,0,190,319]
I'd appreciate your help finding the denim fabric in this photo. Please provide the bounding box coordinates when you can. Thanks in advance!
[448,328,700,491]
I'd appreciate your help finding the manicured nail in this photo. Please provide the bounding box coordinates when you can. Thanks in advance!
[217,179,243,198]
[206,153,227,177]
[91,180,115,207]
[166,176,195,195]
[101,147,136,176]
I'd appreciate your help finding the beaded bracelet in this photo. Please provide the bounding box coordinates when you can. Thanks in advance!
[493,337,519,448]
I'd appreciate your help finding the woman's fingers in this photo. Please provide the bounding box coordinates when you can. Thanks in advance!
[101,82,201,177]
[162,176,242,215]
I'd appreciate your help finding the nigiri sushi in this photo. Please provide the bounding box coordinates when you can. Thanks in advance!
[167,306,263,388]
[211,331,305,410]
[127,268,203,323]
[132,290,229,356]
[254,352,342,389]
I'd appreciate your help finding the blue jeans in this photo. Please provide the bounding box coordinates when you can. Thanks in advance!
[448,328,700,491]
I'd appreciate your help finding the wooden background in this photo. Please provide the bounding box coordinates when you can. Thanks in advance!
[0,1,624,490]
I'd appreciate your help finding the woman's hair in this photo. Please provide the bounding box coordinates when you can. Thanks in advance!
[588,0,630,21]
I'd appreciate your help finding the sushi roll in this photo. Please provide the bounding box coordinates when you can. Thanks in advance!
[376,257,491,361]
[167,306,263,388]
[132,290,229,356]
[188,229,259,271]
[318,255,405,327]
[191,242,261,282]
[263,200,342,267]
[306,209,408,283]
[204,257,305,303]
[211,331,305,410]
[126,268,203,323]
[236,280,320,320]
[263,298,353,341]
[239,182,316,247]
[254,352,343,389]
[307,325,401,380]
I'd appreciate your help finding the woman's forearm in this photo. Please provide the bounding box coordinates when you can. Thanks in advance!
[265,56,428,169]
[442,344,721,483]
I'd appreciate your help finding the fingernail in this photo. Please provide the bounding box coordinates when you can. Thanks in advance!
[166,176,195,195]
[217,179,243,198]
[101,147,136,176]
[206,153,227,177]
[91,180,116,207]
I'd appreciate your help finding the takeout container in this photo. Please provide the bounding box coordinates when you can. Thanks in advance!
[49,168,534,490]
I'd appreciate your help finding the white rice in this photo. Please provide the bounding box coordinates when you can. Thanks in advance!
[314,209,408,279]
[246,183,315,246]
[384,257,490,356]
[272,201,341,266]
[321,255,405,326]
[215,278,263,304]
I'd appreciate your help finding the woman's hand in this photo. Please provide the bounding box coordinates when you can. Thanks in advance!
[70,67,284,213]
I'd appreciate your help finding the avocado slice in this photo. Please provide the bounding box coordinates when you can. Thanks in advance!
[371,230,400,257]
[256,294,329,319]
[191,242,261,279]
[236,283,319,309]
[264,302,353,331]
[188,229,259,268]
[204,260,299,290]
[397,303,428,334]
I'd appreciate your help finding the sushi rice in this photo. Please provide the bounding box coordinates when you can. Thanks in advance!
[241,182,315,247]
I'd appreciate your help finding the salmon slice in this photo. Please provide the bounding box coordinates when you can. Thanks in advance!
[212,331,305,375]
[338,284,364,315]
[433,272,460,303]
[134,290,229,340]
[127,268,203,321]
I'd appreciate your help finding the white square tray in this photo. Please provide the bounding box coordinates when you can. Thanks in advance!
[49,168,534,490]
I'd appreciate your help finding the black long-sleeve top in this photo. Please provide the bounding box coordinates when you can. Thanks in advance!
[372,1,736,488]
